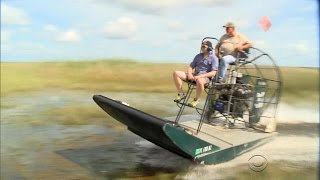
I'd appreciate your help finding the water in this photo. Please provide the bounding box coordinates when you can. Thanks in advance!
[1,90,318,179]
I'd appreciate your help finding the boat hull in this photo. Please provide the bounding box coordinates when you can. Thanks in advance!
[93,95,276,164]
[93,95,192,159]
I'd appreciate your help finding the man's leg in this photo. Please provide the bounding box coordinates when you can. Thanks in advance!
[173,71,187,93]
[218,55,236,80]
[195,78,207,100]
[188,78,208,107]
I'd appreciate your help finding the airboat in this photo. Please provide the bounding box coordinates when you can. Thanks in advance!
[93,37,282,164]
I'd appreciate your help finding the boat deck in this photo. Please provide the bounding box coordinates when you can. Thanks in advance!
[165,114,276,150]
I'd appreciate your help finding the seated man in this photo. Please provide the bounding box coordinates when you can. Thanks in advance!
[215,22,252,81]
[173,41,219,107]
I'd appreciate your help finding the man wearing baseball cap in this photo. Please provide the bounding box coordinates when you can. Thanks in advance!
[215,22,252,81]
[173,41,219,107]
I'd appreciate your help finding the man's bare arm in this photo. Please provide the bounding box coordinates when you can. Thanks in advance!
[242,41,252,49]
[236,41,252,52]
[215,42,221,56]
[187,66,194,80]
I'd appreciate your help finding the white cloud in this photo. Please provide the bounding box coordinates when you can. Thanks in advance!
[43,24,81,43]
[56,30,81,43]
[288,42,310,55]
[2,42,46,52]
[1,30,11,44]
[1,0,317,66]
[195,0,235,6]
[253,40,268,49]
[1,4,30,25]
[234,19,252,29]
[98,0,235,14]
[128,36,143,43]
[103,17,138,39]
[300,4,318,12]
[167,20,184,32]
[16,42,46,51]
[43,24,59,33]
[102,0,183,14]
[177,32,203,41]
[150,41,163,47]
[121,0,182,9]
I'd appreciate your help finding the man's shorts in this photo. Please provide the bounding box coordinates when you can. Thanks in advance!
[185,72,210,84]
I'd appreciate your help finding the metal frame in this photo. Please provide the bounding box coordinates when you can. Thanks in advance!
[174,37,283,134]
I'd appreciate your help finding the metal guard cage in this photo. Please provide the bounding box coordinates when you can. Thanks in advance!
[175,37,283,134]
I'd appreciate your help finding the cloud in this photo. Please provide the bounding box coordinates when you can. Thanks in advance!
[253,40,268,49]
[167,20,184,32]
[177,32,203,41]
[44,24,81,43]
[103,17,138,39]
[15,42,46,51]
[128,36,143,43]
[1,30,11,44]
[96,0,235,14]
[95,0,232,14]
[99,0,183,14]
[300,3,318,12]
[43,24,59,33]
[288,42,312,55]
[1,4,30,25]
[2,42,46,52]
[56,30,81,43]
[234,19,252,29]
[120,0,182,11]
[195,0,235,6]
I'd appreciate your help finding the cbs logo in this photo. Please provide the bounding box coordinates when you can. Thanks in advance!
[248,155,268,172]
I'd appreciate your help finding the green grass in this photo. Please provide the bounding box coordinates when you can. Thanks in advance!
[10,103,175,128]
[38,105,127,131]
[1,60,318,104]
[1,60,185,95]
[280,67,319,103]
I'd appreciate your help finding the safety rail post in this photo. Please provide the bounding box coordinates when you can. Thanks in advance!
[175,83,195,123]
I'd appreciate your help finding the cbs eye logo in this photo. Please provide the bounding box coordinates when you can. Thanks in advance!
[248,155,268,172]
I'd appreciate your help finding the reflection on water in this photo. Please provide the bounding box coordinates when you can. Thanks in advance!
[57,137,192,179]
[1,90,318,179]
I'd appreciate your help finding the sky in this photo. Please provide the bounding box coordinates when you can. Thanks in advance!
[1,0,319,67]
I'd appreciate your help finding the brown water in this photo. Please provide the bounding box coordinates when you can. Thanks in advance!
[1,90,318,179]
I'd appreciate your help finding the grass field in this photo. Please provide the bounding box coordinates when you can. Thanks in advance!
[1,60,184,95]
[1,60,318,104]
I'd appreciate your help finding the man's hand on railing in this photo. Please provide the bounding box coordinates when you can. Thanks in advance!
[235,45,245,52]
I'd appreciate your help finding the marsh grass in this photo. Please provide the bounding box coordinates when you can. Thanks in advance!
[1,60,186,95]
[20,100,176,126]
[280,67,319,103]
[1,60,318,104]
[42,105,105,125]
[53,104,174,125]
[32,104,124,130]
